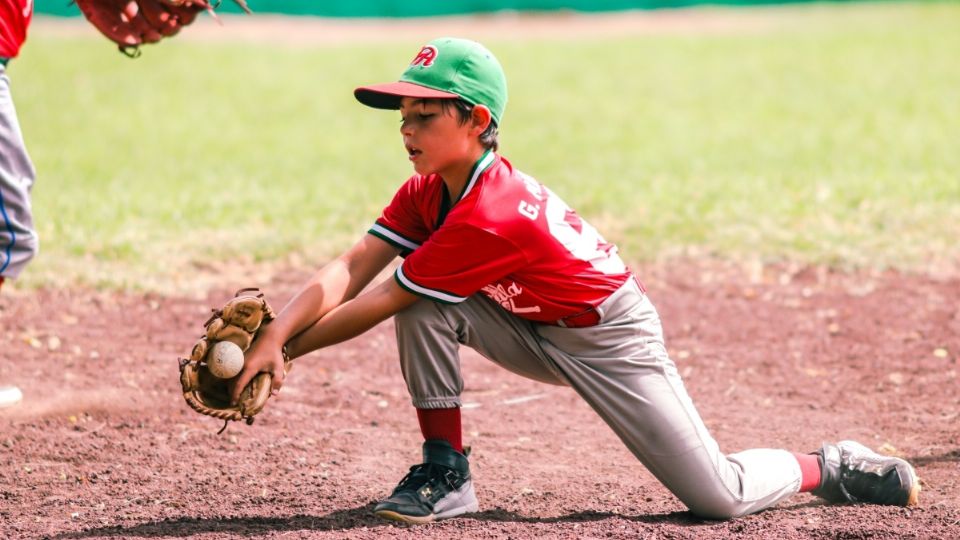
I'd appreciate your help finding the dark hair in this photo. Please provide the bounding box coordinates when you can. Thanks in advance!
[440,99,500,151]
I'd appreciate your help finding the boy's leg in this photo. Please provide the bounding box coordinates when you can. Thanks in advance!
[376,295,567,523]
[395,294,566,411]
[0,64,39,282]
[389,282,918,520]
[536,279,918,517]
[397,281,800,518]
[534,280,800,518]
[390,290,795,519]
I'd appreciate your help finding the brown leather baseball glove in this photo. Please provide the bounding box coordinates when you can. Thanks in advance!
[179,288,291,432]
[74,0,251,56]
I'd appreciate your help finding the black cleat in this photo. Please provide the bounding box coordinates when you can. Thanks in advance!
[813,440,920,506]
[374,440,478,524]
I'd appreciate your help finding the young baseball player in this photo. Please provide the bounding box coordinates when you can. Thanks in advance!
[1,0,39,291]
[233,37,920,524]
[0,0,39,408]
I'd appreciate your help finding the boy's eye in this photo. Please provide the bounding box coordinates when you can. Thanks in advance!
[400,113,434,124]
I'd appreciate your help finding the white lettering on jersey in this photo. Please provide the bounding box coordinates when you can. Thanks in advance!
[516,170,626,274]
[519,173,546,201]
[23,0,33,17]
[481,282,542,314]
[517,200,540,220]
[543,186,627,275]
[517,172,545,220]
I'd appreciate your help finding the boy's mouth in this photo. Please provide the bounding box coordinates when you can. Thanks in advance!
[406,145,421,161]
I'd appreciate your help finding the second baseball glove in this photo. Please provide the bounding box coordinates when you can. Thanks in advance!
[74,0,251,56]
[179,288,291,431]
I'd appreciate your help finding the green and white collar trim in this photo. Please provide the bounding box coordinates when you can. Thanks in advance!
[455,150,496,203]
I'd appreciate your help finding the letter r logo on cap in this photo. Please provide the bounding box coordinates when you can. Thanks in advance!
[410,45,438,67]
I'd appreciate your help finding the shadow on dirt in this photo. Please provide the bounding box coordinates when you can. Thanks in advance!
[50,504,707,538]
[50,505,385,539]
[471,508,704,526]
[909,449,960,465]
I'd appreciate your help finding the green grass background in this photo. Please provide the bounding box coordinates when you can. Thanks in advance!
[10,1,960,291]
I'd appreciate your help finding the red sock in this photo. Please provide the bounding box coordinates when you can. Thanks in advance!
[793,452,822,492]
[416,407,463,453]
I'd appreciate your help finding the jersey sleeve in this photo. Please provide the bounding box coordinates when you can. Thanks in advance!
[0,0,32,59]
[368,176,432,256]
[396,224,527,304]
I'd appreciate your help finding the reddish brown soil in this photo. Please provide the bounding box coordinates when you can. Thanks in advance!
[1,260,959,539]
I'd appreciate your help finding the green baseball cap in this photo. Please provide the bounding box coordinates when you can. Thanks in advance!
[355,37,508,126]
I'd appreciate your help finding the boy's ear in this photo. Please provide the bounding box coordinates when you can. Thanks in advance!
[471,105,493,134]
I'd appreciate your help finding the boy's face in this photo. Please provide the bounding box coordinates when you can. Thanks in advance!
[399,97,480,177]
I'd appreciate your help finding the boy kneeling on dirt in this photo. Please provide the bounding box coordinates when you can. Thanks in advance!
[231,37,920,524]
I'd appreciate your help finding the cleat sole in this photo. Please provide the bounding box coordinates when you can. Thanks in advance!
[374,509,436,525]
[906,479,921,507]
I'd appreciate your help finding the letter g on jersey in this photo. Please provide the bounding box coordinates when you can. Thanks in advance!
[518,201,541,220]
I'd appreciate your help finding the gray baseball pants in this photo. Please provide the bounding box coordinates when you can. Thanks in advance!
[395,277,802,518]
[0,63,39,280]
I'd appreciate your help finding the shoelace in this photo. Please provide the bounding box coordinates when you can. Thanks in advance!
[395,463,461,494]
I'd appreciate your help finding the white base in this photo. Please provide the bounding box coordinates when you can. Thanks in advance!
[0,386,23,409]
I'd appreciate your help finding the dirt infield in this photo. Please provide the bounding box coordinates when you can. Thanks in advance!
[1,259,958,539]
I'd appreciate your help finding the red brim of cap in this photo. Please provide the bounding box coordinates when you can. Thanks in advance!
[354,81,460,110]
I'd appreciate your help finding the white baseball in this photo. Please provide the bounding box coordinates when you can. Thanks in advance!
[207,341,245,379]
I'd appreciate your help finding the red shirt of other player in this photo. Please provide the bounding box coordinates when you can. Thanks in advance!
[0,0,32,60]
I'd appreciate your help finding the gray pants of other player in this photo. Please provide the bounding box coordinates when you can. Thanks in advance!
[0,62,39,280]
[396,278,802,519]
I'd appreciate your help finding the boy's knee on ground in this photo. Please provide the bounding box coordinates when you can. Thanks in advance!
[682,491,752,521]
[675,468,796,520]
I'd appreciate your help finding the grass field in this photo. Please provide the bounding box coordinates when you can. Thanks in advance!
[11,1,960,291]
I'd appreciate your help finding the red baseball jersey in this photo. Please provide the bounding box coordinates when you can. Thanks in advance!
[370,150,634,326]
[0,0,32,59]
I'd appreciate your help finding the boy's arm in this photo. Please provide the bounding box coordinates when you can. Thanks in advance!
[230,234,401,403]
[284,275,418,356]
[265,233,401,343]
